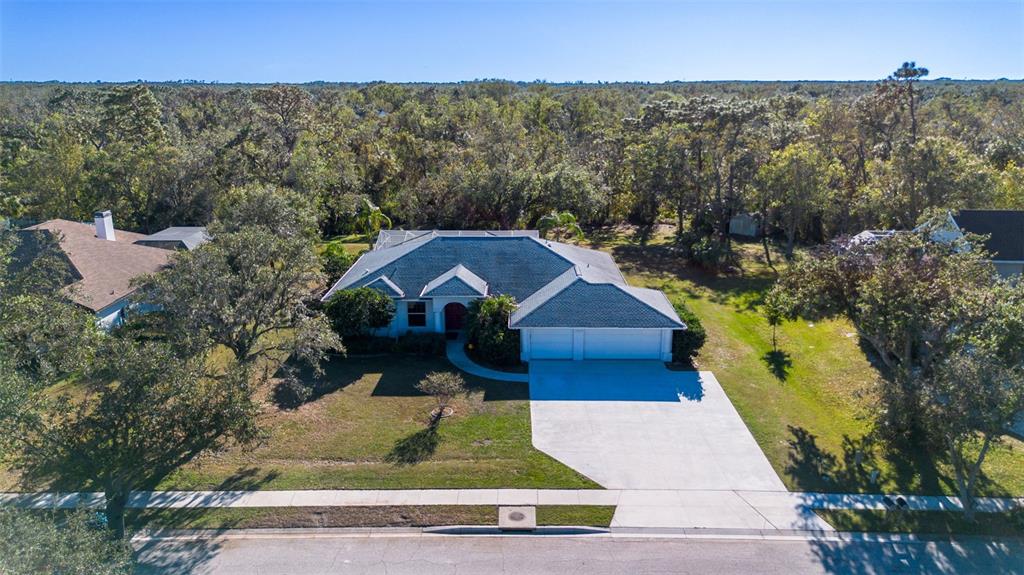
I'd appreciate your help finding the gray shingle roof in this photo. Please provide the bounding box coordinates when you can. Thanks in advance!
[322,230,685,330]
[365,275,404,297]
[133,226,210,251]
[420,264,488,297]
[509,268,685,329]
[374,229,539,250]
[325,236,575,302]
[953,210,1024,261]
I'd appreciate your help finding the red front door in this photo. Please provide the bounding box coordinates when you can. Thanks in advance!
[444,302,467,332]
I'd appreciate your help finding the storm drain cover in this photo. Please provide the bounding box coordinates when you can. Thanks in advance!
[498,506,536,531]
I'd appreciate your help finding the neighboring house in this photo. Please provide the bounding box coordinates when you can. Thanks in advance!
[851,210,1024,278]
[18,211,208,328]
[948,210,1024,278]
[134,226,210,251]
[323,230,686,361]
[849,229,896,246]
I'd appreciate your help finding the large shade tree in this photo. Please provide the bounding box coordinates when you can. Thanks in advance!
[135,185,342,375]
[770,227,996,437]
[9,339,261,539]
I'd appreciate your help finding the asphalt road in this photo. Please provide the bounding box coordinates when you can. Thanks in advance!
[133,533,1024,574]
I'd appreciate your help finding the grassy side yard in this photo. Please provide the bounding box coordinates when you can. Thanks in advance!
[154,354,598,491]
[605,234,1024,497]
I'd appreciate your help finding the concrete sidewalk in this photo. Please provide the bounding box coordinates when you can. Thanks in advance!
[446,339,529,382]
[3,488,1020,531]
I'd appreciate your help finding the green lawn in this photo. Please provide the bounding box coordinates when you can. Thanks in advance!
[125,505,615,530]
[15,504,616,533]
[817,509,1024,537]
[603,234,1024,497]
[157,354,598,490]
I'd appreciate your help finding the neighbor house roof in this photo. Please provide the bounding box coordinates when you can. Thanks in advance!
[952,210,1024,262]
[420,264,489,297]
[133,226,210,251]
[323,230,685,330]
[22,219,172,312]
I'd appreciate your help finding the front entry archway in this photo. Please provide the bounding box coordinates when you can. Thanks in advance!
[443,302,468,337]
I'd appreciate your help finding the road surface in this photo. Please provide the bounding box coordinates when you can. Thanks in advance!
[134,533,1024,574]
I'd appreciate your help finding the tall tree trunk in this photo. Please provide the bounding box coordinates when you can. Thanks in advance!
[785,216,796,259]
[950,434,992,522]
[762,231,775,271]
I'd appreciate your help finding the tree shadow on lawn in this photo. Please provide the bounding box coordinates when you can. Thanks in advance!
[369,355,528,402]
[385,423,440,466]
[780,425,1014,497]
[762,350,793,381]
[130,471,279,575]
[271,353,365,410]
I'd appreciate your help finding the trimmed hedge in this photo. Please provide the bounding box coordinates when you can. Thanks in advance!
[671,301,706,365]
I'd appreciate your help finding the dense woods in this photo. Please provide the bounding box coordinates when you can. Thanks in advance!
[2,69,1022,257]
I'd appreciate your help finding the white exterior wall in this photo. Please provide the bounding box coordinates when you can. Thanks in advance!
[378,299,436,335]
[95,299,131,330]
[374,296,482,337]
[94,298,164,331]
[520,327,674,361]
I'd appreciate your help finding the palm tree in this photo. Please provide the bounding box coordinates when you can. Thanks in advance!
[356,198,392,244]
[537,210,584,242]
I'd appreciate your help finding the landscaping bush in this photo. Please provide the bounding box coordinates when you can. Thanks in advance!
[676,232,735,271]
[320,242,359,280]
[324,287,395,339]
[466,295,520,367]
[342,336,397,355]
[273,376,313,409]
[395,333,447,357]
[416,371,467,419]
[671,301,706,365]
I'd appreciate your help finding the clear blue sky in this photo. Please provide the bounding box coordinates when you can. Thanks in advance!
[2,1,1022,83]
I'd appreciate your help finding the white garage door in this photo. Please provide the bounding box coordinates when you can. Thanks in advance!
[530,329,574,359]
[584,329,662,360]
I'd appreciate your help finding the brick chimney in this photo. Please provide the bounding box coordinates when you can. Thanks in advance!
[94,210,116,241]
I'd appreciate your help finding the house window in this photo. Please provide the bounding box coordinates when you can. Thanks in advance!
[407,301,427,327]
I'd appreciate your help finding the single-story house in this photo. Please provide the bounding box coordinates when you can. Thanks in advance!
[322,230,686,361]
[18,211,209,328]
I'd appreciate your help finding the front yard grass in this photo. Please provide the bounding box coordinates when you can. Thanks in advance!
[156,354,598,491]
[603,232,1024,497]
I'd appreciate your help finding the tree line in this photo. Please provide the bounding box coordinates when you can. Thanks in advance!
[2,68,1022,257]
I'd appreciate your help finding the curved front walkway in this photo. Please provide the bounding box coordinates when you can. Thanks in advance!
[446,339,529,383]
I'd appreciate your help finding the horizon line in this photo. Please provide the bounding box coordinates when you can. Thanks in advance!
[3,77,1023,85]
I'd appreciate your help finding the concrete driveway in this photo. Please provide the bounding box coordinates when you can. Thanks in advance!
[529,361,786,491]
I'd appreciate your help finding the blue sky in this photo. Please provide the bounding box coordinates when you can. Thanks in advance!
[2,1,1022,82]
